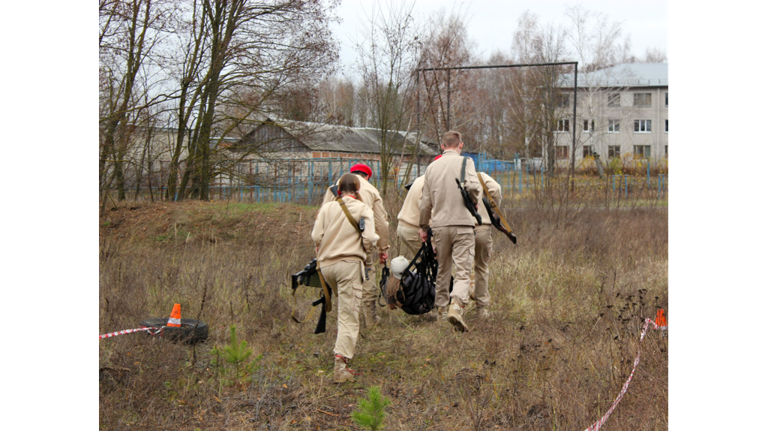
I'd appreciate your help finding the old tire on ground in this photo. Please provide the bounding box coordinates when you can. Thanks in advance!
[139,318,209,344]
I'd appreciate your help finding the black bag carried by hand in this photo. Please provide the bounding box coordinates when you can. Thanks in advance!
[395,270,436,315]
[389,230,439,315]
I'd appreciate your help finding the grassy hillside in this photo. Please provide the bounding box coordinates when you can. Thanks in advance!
[99,199,668,430]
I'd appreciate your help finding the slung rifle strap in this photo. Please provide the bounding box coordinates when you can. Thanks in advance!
[336,197,362,233]
[317,269,333,313]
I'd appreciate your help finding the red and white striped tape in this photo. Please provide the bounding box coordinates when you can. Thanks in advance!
[98,326,163,340]
[584,317,666,431]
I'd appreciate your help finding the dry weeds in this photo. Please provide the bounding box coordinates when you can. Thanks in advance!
[99,195,667,430]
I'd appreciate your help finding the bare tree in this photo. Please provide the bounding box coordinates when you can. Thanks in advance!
[561,6,642,177]
[417,9,476,142]
[354,0,422,193]
[504,11,569,175]
[316,75,357,126]
[166,0,339,201]
[99,0,173,206]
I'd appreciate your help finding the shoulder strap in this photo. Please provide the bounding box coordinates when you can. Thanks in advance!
[460,157,468,183]
[337,197,362,233]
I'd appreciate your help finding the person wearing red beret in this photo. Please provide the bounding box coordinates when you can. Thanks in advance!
[322,163,390,327]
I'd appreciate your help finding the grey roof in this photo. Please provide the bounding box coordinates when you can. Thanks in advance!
[560,63,668,88]
[273,120,438,156]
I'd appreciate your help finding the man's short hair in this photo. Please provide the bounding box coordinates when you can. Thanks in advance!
[442,131,462,148]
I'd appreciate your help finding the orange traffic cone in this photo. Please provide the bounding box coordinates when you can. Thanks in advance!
[167,303,181,327]
[655,308,667,327]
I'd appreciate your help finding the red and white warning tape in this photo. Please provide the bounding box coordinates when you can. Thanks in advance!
[98,327,164,340]
[584,317,666,431]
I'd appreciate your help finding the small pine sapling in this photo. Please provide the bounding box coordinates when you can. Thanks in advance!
[351,385,391,431]
[210,325,263,386]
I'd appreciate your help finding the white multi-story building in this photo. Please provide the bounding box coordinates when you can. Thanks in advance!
[553,63,668,167]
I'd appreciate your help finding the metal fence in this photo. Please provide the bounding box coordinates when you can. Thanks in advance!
[120,154,667,204]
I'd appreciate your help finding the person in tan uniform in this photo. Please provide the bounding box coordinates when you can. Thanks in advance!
[472,171,502,319]
[418,131,481,332]
[312,173,379,383]
[396,155,442,259]
[322,164,389,327]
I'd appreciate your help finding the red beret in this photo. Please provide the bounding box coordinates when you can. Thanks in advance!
[350,163,373,178]
[433,155,442,162]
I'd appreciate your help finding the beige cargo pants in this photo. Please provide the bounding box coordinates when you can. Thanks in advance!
[472,225,493,308]
[321,260,364,360]
[432,226,475,308]
[397,223,422,260]
[362,251,378,310]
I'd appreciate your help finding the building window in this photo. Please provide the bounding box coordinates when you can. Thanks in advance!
[608,93,620,107]
[608,119,620,133]
[557,93,570,108]
[634,145,651,158]
[583,119,595,132]
[634,93,652,107]
[608,145,621,158]
[634,119,652,133]
[665,92,668,106]
[583,145,595,158]
[555,119,570,132]
[665,145,668,158]
[665,119,668,133]
[555,146,569,160]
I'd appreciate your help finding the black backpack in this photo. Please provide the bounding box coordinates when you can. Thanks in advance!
[389,231,440,315]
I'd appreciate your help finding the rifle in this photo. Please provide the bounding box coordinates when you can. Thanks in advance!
[456,178,482,225]
[482,197,517,244]
[290,258,333,334]
[477,173,516,244]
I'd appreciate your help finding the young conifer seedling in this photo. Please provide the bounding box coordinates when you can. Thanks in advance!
[351,385,390,431]
[210,325,262,386]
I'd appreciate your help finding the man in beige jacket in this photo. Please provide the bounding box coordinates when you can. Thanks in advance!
[418,131,481,332]
[312,173,379,383]
[396,155,441,259]
[322,164,389,327]
[472,172,502,319]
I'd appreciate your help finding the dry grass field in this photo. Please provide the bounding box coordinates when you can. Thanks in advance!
[99,193,668,430]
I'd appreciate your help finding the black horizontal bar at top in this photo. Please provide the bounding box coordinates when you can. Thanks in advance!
[417,61,577,72]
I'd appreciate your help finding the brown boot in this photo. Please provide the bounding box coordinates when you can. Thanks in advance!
[447,303,469,332]
[435,306,448,321]
[334,355,356,383]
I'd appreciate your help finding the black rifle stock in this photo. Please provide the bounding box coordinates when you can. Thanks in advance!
[312,296,327,334]
[455,178,482,225]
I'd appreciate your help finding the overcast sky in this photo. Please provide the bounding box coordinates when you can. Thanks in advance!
[331,0,667,69]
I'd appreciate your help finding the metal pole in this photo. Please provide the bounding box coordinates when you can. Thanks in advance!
[416,71,420,133]
[447,70,451,130]
[570,62,578,193]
